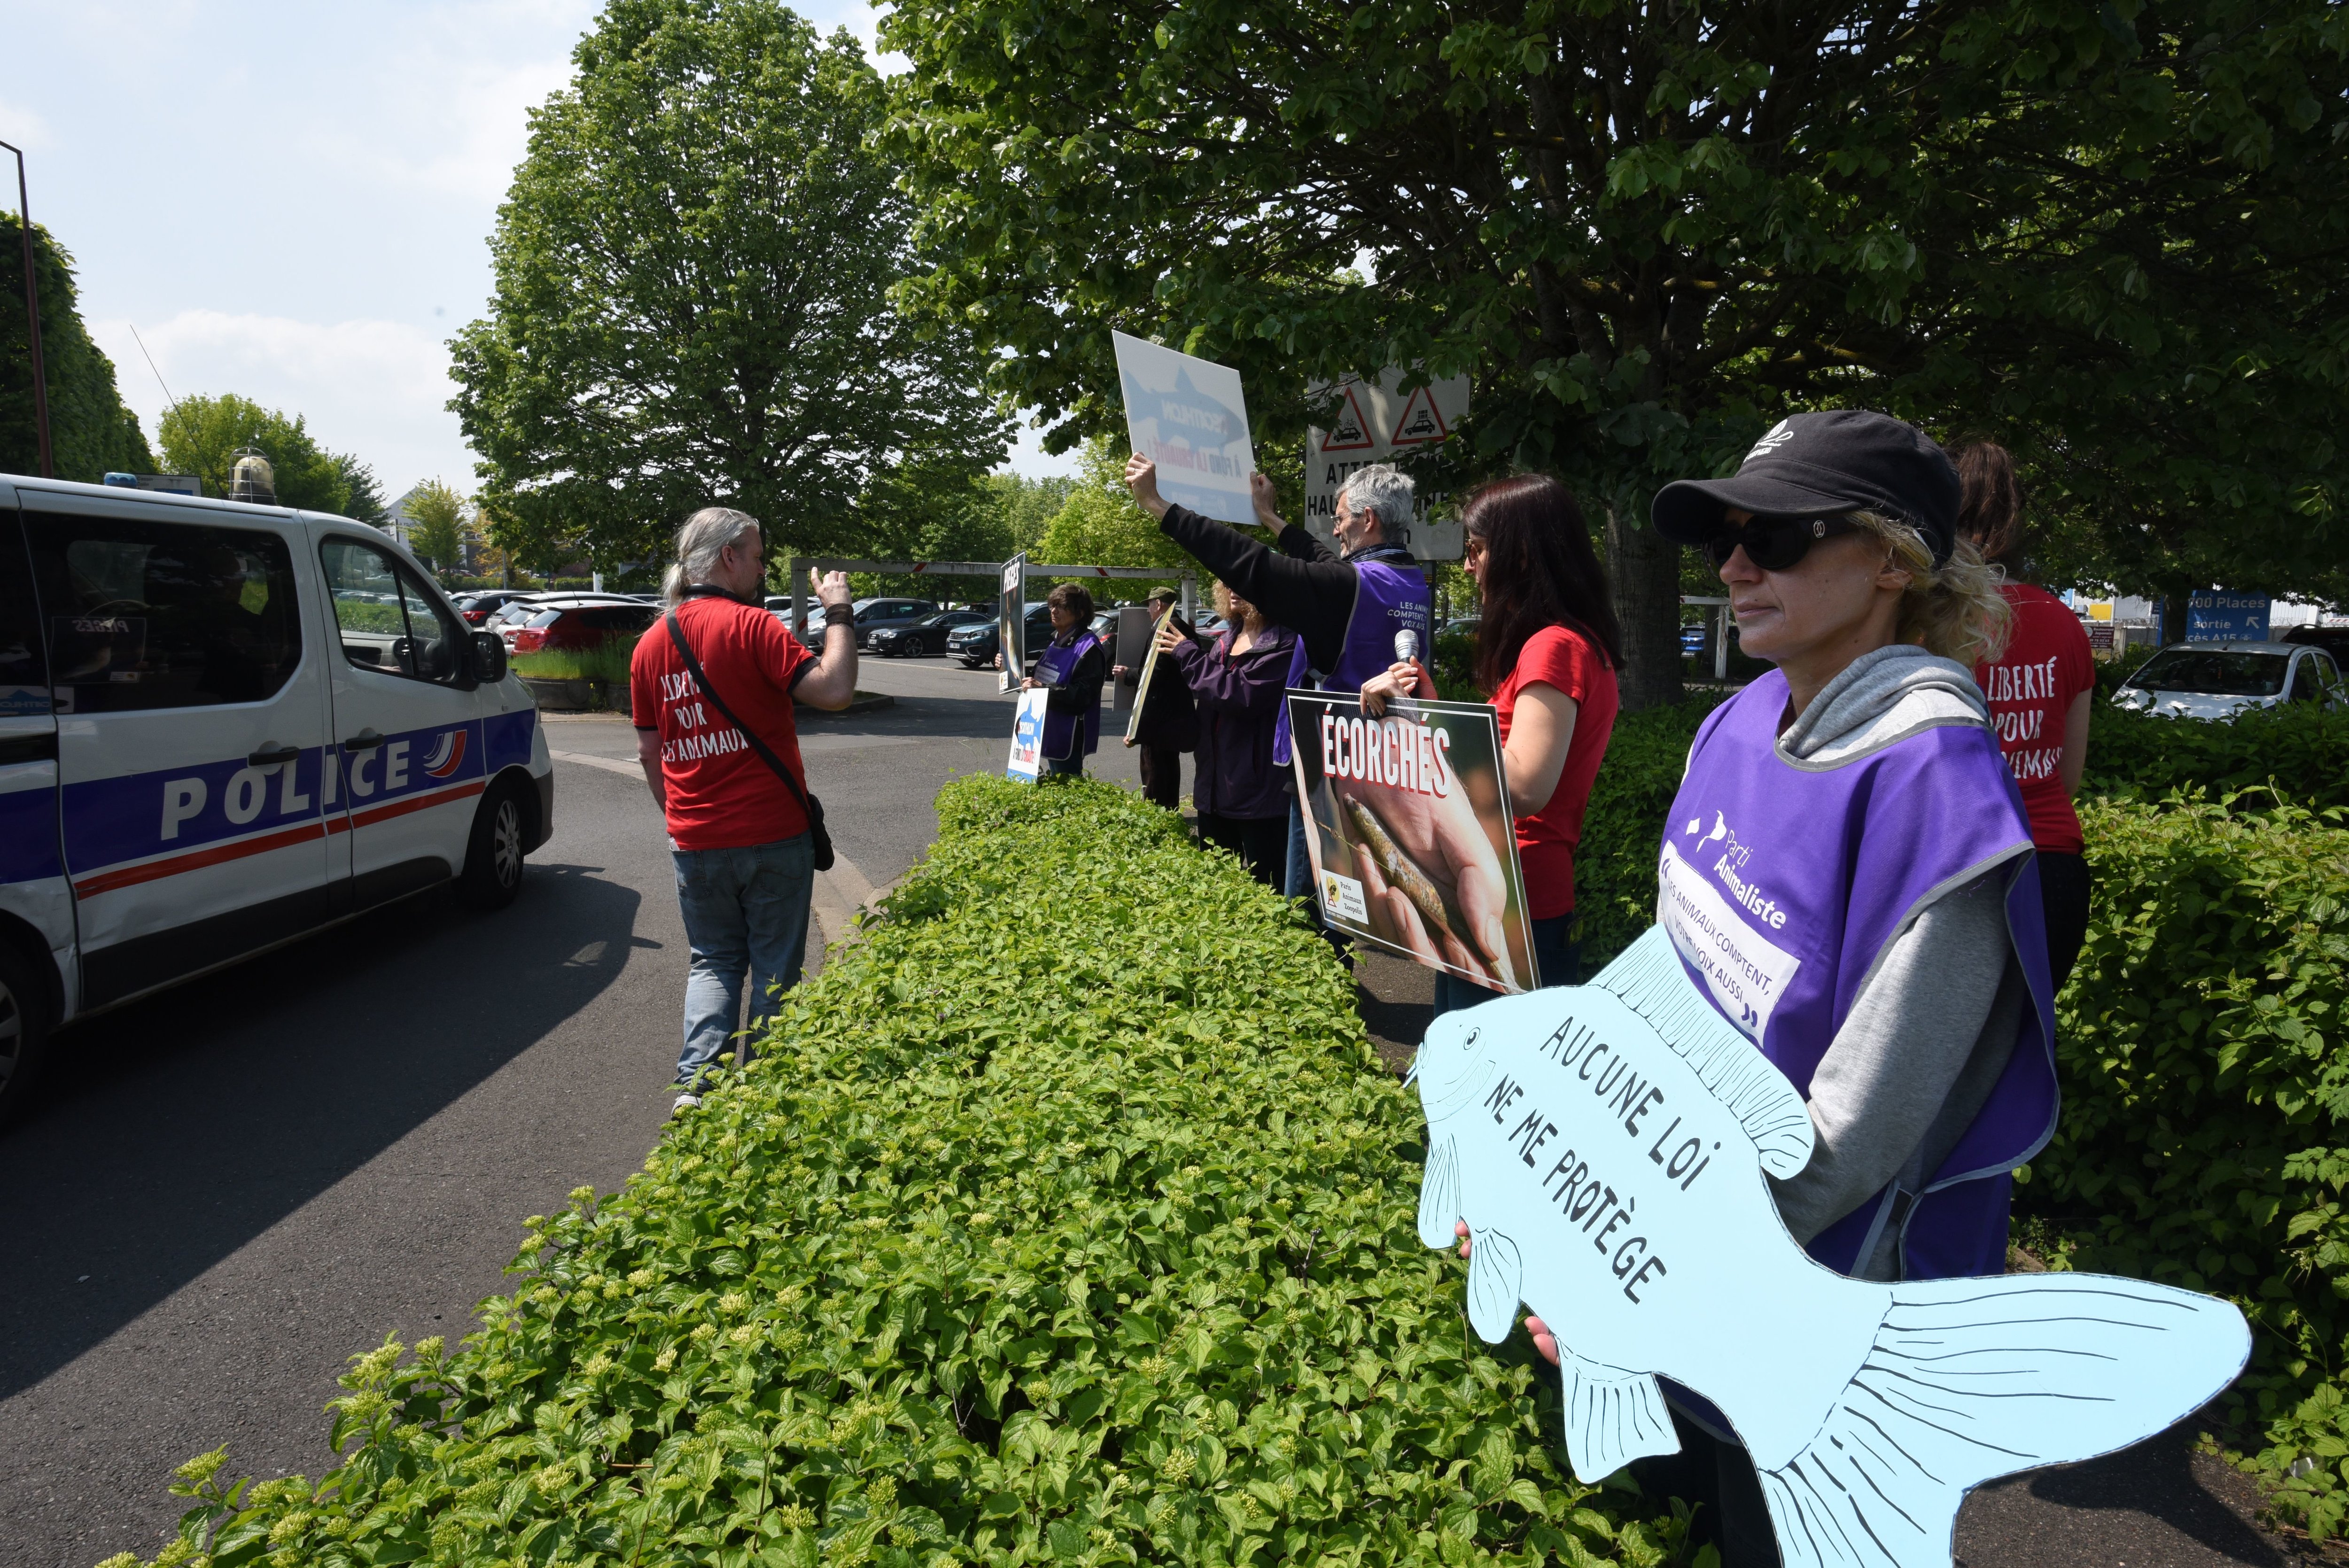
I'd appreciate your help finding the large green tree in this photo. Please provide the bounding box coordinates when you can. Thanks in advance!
[450,0,1011,575]
[402,479,470,574]
[883,0,2349,704]
[0,215,156,482]
[157,393,351,512]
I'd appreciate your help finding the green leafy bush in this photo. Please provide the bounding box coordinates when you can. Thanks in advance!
[112,778,1685,1568]
[1571,697,1725,972]
[514,634,644,686]
[2016,798,2349,1533]
[2083,700,2349,814]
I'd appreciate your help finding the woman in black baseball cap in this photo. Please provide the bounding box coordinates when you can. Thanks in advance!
[1523,412,2061,1565]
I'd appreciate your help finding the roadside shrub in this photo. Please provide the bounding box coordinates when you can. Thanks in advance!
[114,778,1683,1568]
[513,634,643,686]
[1572,696,1725,971]
[2083,700,2349,814]
[2017,799,2349,1533]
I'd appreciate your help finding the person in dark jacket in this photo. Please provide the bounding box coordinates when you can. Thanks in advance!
[1021,582,1106,779]
[1124,454,1433,913]
[1115,584,1195,807]
[1164,583,1296,884]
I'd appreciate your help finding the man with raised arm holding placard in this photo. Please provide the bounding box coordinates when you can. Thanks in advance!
[1125,454,1433,924]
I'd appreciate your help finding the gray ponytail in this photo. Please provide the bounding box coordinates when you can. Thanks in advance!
[663,507,761,605]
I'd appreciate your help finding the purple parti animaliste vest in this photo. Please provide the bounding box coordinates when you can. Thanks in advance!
[1272,551,1433,765]
[1658,670,2058,1281]
[1035,631,1102,761]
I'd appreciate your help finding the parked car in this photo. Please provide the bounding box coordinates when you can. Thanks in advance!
[452,589,538,625]
[949,604,1055,669]
[0,469,554,1122]
[2109,640,2345,720]
[2283,625,2349,660]
[869,608,993,657]
[500,598,658,655]
[1680,622,1709,657]
[1440,615,1481,639]
[848,598,940,649]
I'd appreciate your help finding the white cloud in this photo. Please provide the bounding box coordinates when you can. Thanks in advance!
[89,310,478,494]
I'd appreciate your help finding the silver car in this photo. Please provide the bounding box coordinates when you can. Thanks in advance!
[2110,639,2345,720]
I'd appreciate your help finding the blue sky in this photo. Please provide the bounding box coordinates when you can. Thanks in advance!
[0,0,1073,502]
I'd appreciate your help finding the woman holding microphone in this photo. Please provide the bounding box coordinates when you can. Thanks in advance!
[1361,474,1621,1012]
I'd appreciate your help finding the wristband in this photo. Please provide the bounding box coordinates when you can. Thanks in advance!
[821,602,855,627]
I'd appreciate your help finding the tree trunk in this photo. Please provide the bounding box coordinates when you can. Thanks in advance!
[1606,506,1685,712]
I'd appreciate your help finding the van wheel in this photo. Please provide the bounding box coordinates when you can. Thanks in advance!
[0,942,54,1126]
[457,781,529,910]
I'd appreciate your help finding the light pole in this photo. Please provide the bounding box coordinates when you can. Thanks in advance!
[0,139,51,479]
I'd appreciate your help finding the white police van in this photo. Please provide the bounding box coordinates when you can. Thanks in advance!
[0,473,554,1120]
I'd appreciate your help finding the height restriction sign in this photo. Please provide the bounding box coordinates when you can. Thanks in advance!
[1304,369,1470,559]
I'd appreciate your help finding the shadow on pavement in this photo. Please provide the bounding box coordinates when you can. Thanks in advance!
[801,691,1016,741]
[0,861,645,1404]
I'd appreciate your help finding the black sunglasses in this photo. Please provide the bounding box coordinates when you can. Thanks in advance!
[1701,513,1864,572]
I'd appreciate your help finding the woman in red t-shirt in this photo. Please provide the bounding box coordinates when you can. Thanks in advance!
[1952,441,2097,989]
[1364,474,1622,1014]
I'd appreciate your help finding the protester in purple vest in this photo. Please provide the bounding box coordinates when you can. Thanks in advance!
[1019,582,1105,779]
[1123,453,1434,924]
[1500,411,2054,1567]
[1160,582,1297,885]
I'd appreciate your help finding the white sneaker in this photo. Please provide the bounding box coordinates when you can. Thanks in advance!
[670,1092,701,1117]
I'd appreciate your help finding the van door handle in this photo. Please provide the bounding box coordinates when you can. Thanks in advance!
[343,729,385,750]
[248,744,301,766]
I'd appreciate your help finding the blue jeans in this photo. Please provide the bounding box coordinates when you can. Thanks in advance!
[1431,914,1579,1017]
[672,833,814,1089]
[1284,797,1348,954]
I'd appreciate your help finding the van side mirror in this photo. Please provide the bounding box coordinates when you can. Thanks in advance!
[472,631,509,683]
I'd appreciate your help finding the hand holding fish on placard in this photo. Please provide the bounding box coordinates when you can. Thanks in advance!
[1410,926,2253,1568]
[1286,685,1533,990]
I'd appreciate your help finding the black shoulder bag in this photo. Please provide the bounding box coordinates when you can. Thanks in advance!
[663,608,834,870]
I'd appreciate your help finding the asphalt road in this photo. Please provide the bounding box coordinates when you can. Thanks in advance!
[0,652,2301,1567]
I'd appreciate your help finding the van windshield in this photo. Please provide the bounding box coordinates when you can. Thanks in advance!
[2125,649,2289,696]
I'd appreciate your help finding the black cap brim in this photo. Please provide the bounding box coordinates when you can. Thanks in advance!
[1651,474,1877,544]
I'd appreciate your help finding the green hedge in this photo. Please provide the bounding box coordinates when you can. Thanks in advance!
[2082,700,2349,814]
[111,779,1688,1568]
[2017,799,2349,1532]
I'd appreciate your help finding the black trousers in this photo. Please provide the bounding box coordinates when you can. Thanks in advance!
[1197,812,1287,887]
[1136,744,1182,810]
[1630,1410,1781,1566]
[2037,849,2092,993]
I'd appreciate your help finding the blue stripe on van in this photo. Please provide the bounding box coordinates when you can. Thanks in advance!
[61,718,491,877]
[0,785,62,884]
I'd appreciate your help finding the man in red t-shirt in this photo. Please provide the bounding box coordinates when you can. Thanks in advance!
[630,507,856,1112]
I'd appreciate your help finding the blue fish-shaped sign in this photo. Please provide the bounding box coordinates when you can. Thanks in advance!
[1412,927,2250,1568]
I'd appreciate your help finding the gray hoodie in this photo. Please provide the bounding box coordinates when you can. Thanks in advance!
[1754,646,2031,1281]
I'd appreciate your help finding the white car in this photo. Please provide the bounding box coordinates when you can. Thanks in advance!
[2109,639,2345,720]
[0,472,555,1121]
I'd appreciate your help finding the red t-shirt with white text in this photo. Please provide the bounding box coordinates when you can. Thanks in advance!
[1492,624,1620,921]
[630,595,815,851]
[1974,582,2095,856]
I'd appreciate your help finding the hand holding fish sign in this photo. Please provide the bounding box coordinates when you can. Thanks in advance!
[1455,1221,1562,1363]
[1346,784,1516,989]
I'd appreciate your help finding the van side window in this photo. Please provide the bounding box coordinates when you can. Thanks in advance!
[1,515,47,716]
[321,537,467,685]
[23,510,301,713]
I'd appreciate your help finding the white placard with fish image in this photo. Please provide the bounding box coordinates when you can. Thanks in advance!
[1411,927,2253,1568]
[1112,331,1259,528]
[1284,688,1537,994]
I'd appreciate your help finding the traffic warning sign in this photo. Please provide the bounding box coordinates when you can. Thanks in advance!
[1320,383,1377,452]
[1388,385,1450,446]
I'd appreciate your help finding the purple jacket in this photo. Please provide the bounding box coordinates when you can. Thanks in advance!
[1168,623,1299,819]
